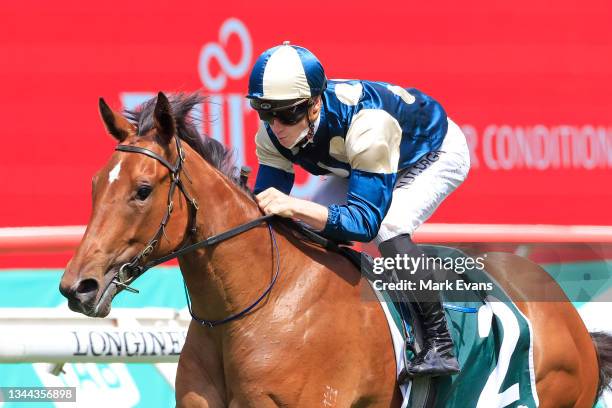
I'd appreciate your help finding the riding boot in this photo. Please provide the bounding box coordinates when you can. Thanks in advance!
[378,234,460,378]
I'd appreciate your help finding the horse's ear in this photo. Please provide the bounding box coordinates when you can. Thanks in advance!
[99,98,135,142]
[153,92,175,145]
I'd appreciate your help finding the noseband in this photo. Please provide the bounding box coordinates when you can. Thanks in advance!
[102,136,279,327]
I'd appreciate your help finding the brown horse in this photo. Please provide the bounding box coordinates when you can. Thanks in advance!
[60,92,611,407]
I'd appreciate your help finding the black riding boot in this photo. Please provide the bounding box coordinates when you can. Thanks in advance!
[378,234,460,378]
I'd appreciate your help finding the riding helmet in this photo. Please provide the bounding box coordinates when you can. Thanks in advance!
[247,41,327,101]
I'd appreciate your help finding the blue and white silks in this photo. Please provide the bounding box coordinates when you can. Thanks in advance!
[254,80,448,242]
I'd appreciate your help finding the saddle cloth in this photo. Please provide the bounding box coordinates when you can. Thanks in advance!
[363,245,540,408]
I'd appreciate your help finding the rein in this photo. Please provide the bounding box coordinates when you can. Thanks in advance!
[105,136,280,327]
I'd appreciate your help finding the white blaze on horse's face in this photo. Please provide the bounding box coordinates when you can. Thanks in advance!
[108,161,122,184]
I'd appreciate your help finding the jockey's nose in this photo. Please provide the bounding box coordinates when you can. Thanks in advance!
[269,118,284,131]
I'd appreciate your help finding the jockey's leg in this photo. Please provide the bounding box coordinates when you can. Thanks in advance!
[376,118,470,378]
[379,234,460,378]
[374,119,471,245]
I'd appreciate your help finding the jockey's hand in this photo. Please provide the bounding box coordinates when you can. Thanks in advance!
[256,187,299,218]
[255,187,329,230]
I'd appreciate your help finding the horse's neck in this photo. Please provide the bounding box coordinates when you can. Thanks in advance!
[178,153,276,325]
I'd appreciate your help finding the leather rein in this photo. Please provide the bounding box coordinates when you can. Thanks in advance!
[102,136,280,327]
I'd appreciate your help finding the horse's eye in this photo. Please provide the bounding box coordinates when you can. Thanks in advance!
[136,186,152,201]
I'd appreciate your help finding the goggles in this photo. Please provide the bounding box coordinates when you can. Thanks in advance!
[250,98,311,126]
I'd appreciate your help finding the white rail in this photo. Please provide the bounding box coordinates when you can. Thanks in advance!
[1,223,612,254]
[0,307,189,363]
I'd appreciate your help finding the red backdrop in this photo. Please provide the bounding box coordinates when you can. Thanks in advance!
[1,0,611,228]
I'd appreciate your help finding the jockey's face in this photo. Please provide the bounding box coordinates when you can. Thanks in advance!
[270,97,321,148]
[269,114,309,148]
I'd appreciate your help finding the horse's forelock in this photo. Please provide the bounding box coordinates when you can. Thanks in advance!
[123,92,242,187]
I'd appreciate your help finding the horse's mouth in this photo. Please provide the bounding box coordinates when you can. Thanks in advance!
[67,266,120,318]
[91,266,123,317]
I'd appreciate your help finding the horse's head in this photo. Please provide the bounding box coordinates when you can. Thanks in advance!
[59,92,198,317]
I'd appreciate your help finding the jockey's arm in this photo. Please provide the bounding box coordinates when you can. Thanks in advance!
[321,110,401,242]
[253,123,326,225]
[252,123,329,230]
[253,124,295,195]
[256,187,329,230]
[254,164,294,195]
[255,169,396,241]
[322,171,395,242]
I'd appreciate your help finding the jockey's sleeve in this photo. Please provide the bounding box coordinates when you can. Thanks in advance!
[254,164,294,194]
[322,109,401,242]
[253,123,295,194]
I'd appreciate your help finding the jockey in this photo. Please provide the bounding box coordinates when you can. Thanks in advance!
[247,41,470,378]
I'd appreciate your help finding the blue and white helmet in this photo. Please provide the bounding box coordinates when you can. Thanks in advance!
[247,42,327,101]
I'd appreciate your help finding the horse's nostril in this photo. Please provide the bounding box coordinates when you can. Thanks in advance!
[59,282,72,299]
[76,278,99,295]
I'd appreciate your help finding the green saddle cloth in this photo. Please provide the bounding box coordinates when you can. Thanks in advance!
[377,245,539,408]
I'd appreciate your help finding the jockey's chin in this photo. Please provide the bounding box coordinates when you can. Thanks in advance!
[270,118,308,148]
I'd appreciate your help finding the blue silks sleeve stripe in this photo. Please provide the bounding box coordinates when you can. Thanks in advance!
[322,170,396,242]
[254,164,295,195]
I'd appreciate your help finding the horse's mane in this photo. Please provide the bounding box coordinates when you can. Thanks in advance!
[124,92,242,187]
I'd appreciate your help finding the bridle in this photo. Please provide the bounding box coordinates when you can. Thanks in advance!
[97,135,280,327]
[112,136,199,292]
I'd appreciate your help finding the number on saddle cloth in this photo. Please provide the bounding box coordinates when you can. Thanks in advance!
[356,245,538,408]
[416,246,538,408]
